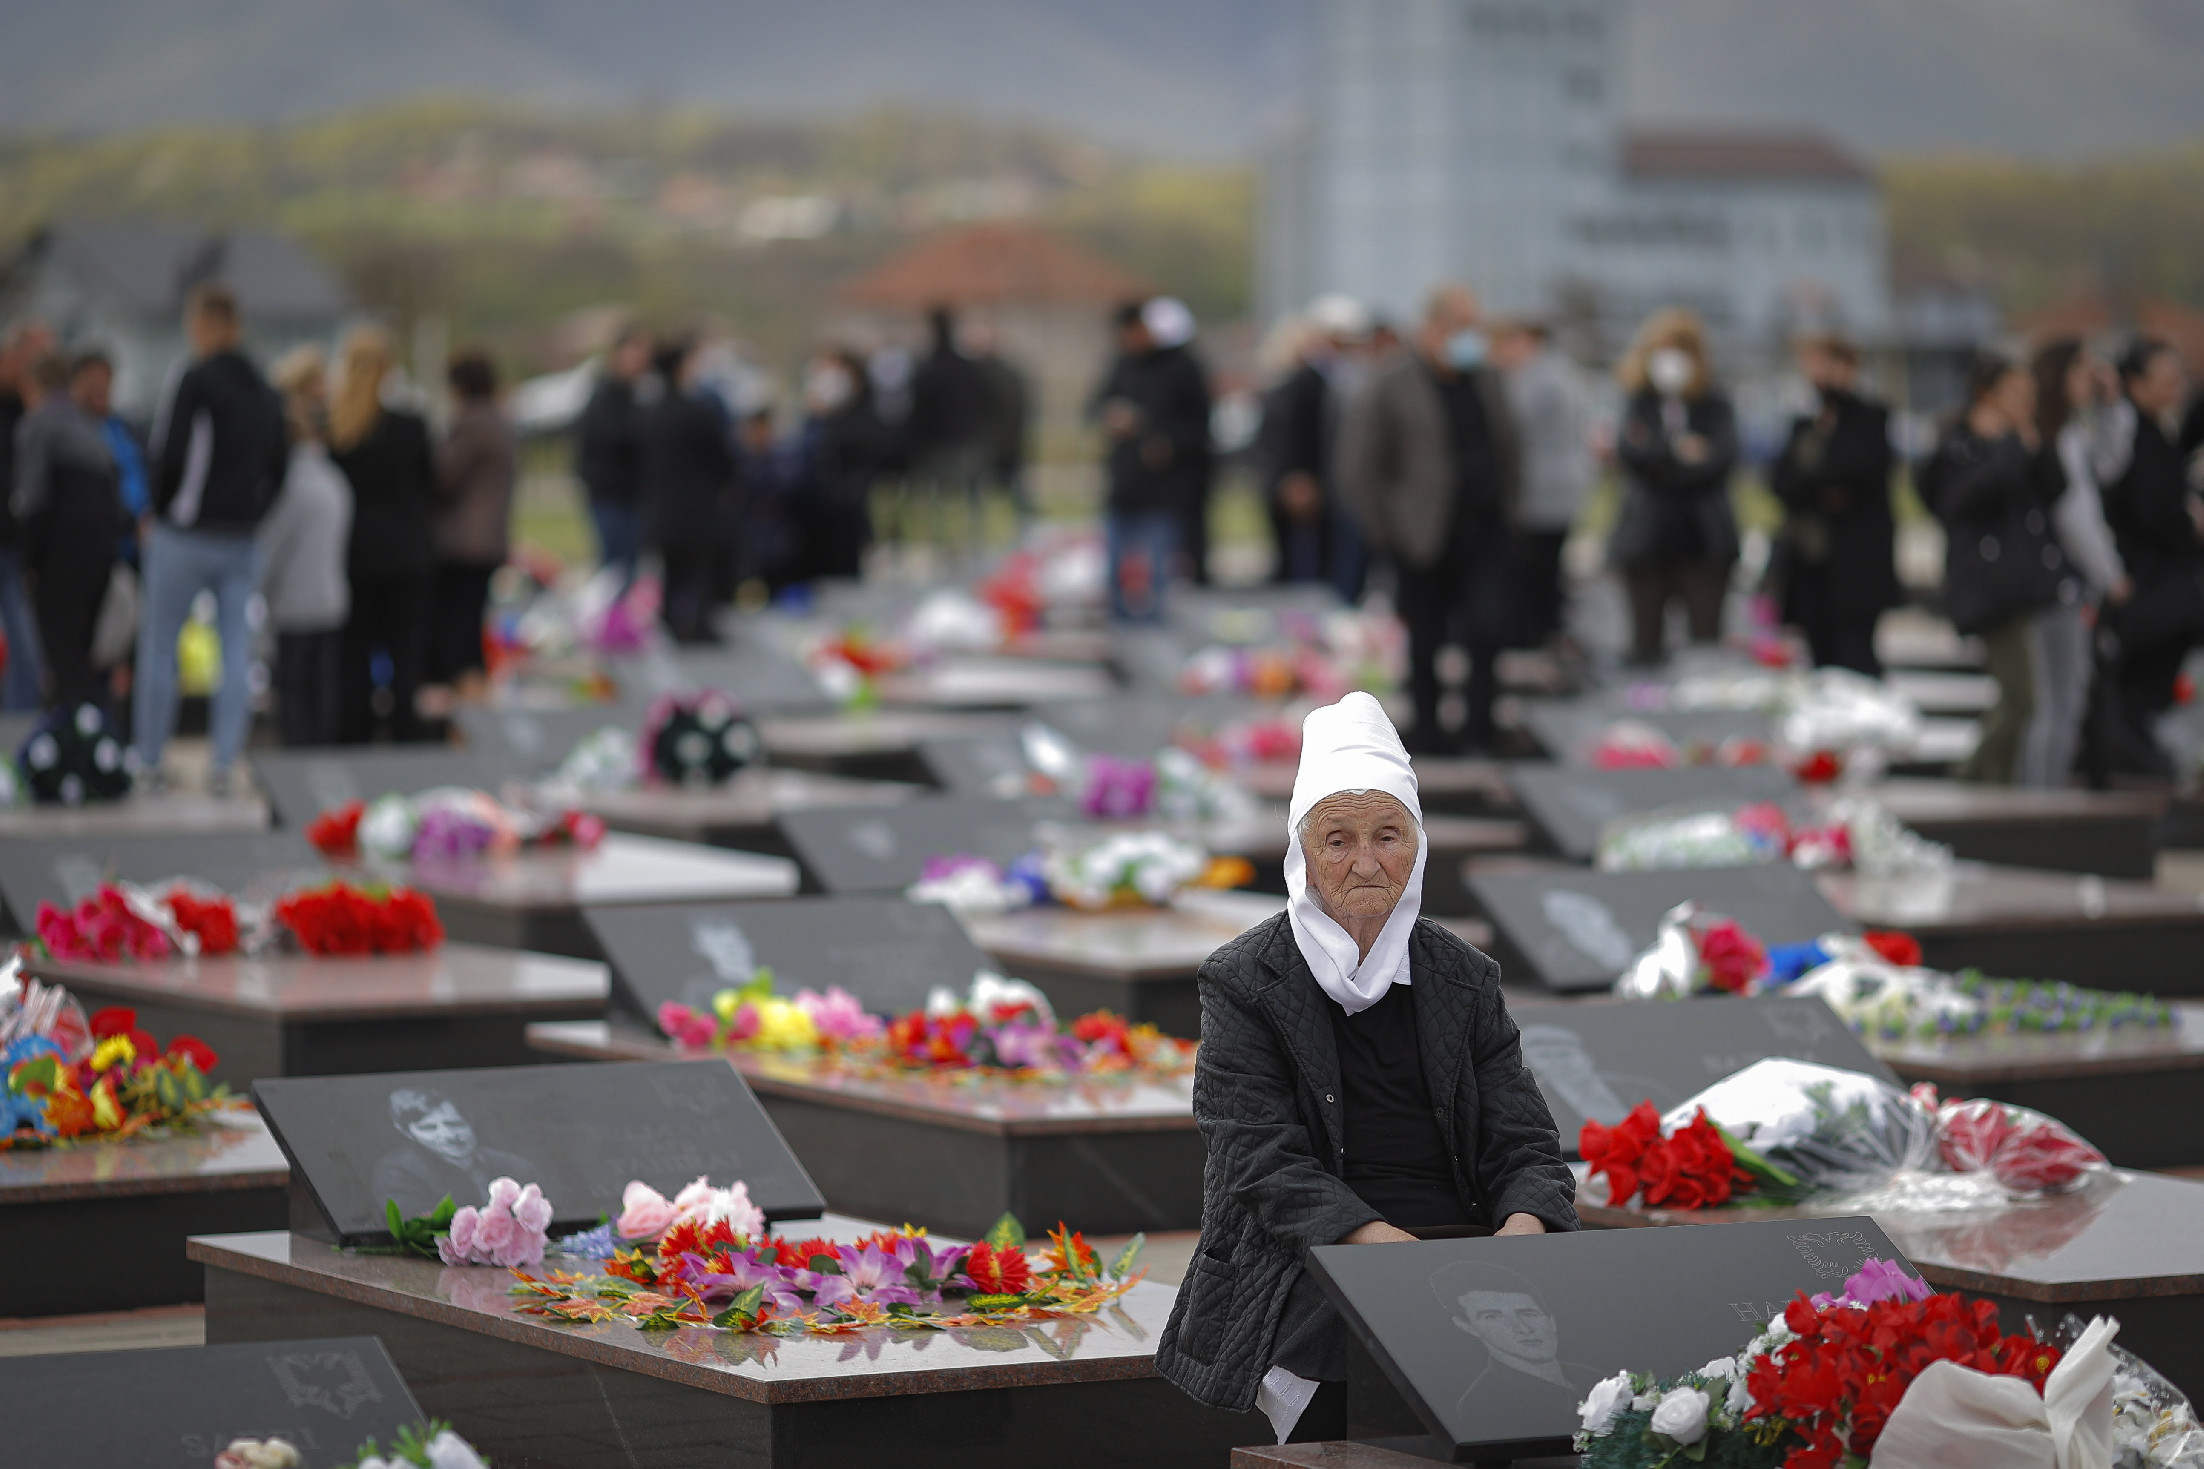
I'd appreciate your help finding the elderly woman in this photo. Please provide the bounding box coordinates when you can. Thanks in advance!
[1157,692,1578,1442]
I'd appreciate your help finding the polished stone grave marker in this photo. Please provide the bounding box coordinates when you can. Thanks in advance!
[1509,995,1894,1155]
[0,1336,423,1466]
[656,645,836,714]
[251,749,512,830]
[918,731,1044,798]
[1467,863,1854,992]
[28,943,608,1084]
[0,831,323,934]
[586,894,992,1025]
[1508,763,1798,862]
[875,655,1117,709]
[1027,694,1264,760]
[0,785,272,840]
[255,1060,824,1244]
[453,703,644,772]
[0,1106,288,1315]
[528,1020,1203,1237]
[1861,777,2165,880]
[1580,1170,2204,1404]
[191,1221,1263,1469]
[756,708,1017,782]
[1307,1216,1907,1461]
[576,769,921,856]
[1518,698,1772,766]
[775,793,1074,893]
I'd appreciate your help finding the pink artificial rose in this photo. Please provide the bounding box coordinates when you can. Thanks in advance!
[723,1003,761,1043]
[670,1175,716,1219]
[471,1208,520,1260]
[512,1182,553,1235]
[719,1180,765,1241]
[614,1181,676,1241]
[486,1176,521,1212]
[658,1002,720,1049]
[440,1206,481,1266]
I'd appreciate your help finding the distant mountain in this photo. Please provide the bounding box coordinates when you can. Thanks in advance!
[5,0,2203,159]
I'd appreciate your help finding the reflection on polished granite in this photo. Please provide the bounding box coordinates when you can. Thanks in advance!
[0,1105,287,1202]
[30,941,607,1019]
[962,890,1286,979]
[392,833,798,908]
[581,768,919,839]
[1860,778,2167,824]
[1817,862,2204,930]
[528,1020,1195,1135]
[759,710,1016,759]
[0,790,271,838]
[1872,1002,2204,1084]
[1579,1169,2204,1300]
[874,657,1116,708]
[189,1223,1184,1402]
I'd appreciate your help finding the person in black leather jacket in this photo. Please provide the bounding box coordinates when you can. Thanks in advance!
[1768,335,1897,676]
[1156,694,1577,1443]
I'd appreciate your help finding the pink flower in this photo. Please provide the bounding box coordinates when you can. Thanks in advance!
[794,986,884,1042]
[668,1176,765,1241]
[657,1002,720,1049]
[723,1004,760,1043]
[615,1181,677,1241]
[486,1176,521,1212]
[439,1206,481,1266]
[512,1182,553,1235]
[440,1179,552,1266]
[473,1208,520,1259]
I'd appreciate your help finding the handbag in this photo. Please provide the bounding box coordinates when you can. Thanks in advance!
[90,562,139,669]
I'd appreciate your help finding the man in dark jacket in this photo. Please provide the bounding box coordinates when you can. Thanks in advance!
[1337,284,1523,754]
[135,285,287,789]
[2101,338,2204,776]
[11,352,131,712]
[576,325,652,589]
[0,320,56,711]
[1769,335,1898,676]
[643,337,737,645]
[908,306,994,554]
[1257,297,1366,598]
[1157,694,1576,1442]
[967,323,1033,530]
[1092,299,1213,621]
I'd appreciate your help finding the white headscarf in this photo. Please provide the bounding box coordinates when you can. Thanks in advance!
[1285,692,1426,1014]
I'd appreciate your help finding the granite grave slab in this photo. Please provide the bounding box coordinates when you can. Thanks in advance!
[874,655,1117,709]
[250,749,513,830]
[0,1105,288,1315]
[774,794,1075,893]
[584,894,993,1027]
[576,768,921,857]
[1518,699,1772,766]
[191,1224,1267,1469]
[1306,1216,1908,1461]
[0,831,324,934]
[1507,995,1895,1156]
[256,1060,824,1244]
[0,784,272,840]
[453,703,645,772]
[526,1020,1203,1237]
[26,943,608,1085]
[756,708,1018,782]
[1466,863,1855,992]
[0,1336,423,1466]
[1860,778,2166,880]
[1508,763,1798,861]
[1579,1170,2204,1404]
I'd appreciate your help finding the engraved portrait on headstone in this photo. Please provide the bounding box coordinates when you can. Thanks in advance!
[1431,1259,1597,1429]
[370,1087,536,1212]
[1516,1024,1630,1127]
[1541,889,1636,971]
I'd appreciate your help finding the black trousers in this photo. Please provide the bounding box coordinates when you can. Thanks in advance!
[660,542,721,645]
[31,553,114,713]
[274,628,344,746]
[1180,491,1212,586]
[1623,559,1728,665]
[1396,516,1514,752]
[1513,527,1569,647]
[1787,564,1883,676]
[340,574,431,743]
[427,560,497,682]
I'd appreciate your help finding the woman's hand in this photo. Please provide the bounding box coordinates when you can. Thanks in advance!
[1339,1220,1418,1245]
[1496,1213,1547,1237]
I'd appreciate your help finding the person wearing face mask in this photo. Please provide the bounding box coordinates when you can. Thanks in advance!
[1609,309,1739,666]
[1767,334,1897,676]
[1919,352,2068,784]
[1338,284,1523,754]
[1154,692,1576,1445]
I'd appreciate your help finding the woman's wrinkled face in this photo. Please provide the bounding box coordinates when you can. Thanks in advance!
[1301,791,1419,923]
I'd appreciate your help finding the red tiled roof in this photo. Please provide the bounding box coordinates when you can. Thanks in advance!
[837,222,1156,308]
[1624,131,1873,183]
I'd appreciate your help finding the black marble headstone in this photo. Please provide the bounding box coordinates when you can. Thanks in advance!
[1469,864,1854,992]
[1509,995,1896,1155]
[775,794,1074,893]
[0,1336,423,1466]
[1027,695,1262,761]
[255,1061,825,1244]
[453,704,643,773]
[251,749,512,829]
[1508,763,1800,861]
[1519,701,1775,768]
[586,895,991,1024]
[1309,1216,1910,1460]
[668,647,833,713]
[918,733,1042,798]
[0,831,324,934]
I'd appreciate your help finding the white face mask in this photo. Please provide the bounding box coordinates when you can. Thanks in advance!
[1648,347,1695,397]
[804,363,853,414]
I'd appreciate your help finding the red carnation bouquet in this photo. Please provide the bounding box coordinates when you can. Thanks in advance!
[1580,1102,1796,1211]
[35,884,243,962]
[272,882,445,956]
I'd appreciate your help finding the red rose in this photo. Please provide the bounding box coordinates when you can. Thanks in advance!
[165,1034,220,1073]
[1696,920,1767,995]
[306,801,365,857]
[89,1005,138,1040]
[1863,930,1923,967]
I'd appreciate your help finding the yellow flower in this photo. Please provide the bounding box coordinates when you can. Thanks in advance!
[750,998,819,1052]
[89,1076,125,1131]
[89,1035,137,1072]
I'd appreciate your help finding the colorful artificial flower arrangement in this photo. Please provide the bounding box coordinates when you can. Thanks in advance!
[2,966,226,1147]
[271,882,445,956]
[308,790,604,864]
[513,1197,1143,1338]
[338,1421,491,1469]
[654,967,884,1054]
[637,690,762,787]
[904,835,1254,917]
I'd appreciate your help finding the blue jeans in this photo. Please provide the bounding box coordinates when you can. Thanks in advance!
[134,521,261,773]
[1107,509,1179,624]
[590,499,644,590]
[0,547,43,711]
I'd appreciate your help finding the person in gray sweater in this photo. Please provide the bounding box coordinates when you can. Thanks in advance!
[1493,320,1592,652]
[257,347,352,746]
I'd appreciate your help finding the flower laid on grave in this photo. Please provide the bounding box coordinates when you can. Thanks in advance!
[440,1177,555,1268]
[1781,935,2178,1041]
[1,965,226,1147]
[1613,903,1776,999]
[905,837,1254,916]
[309,789,604,863]
[654,967,885,1054]
[1173,607,1400,702]
[513,1207,1143,1338]
[214,1438,299,1469]
[1594,796,1947,878]
[1914,1084,2108,1198]
[272,882,445,956]
[32,881,248,963]
[336,1420,489,1469]
[637,690,762,787]
[1579,1102,1780,1212]
[1572,1259,2131,1469]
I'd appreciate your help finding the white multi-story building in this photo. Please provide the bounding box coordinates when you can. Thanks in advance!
[1261,0,1892,368]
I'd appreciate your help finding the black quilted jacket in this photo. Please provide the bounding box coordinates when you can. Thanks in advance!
[1156,912,1579,1412]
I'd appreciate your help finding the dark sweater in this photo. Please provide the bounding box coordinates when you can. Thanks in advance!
[576,376,646,507]
[152,349,287,532]
[335,409,438,583]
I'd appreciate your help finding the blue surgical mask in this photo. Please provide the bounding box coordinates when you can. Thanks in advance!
[1446,329,1488,370]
